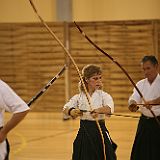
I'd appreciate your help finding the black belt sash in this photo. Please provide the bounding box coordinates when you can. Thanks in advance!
[141,114,160,120]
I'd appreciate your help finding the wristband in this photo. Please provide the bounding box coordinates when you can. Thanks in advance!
[68,107,75,116]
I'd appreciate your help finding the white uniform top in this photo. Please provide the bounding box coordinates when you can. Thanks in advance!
[0,80,30,127]
[63,90,114,121]
[129,74,160,117]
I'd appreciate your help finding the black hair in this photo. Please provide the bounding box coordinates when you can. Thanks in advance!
[141,55,158,65]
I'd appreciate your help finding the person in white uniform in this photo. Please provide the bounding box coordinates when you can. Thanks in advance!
[128,55,160,160]
[63,64,117,160]
[0,80,30,160]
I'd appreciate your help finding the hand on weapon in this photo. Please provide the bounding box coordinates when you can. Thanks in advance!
[142,101,153,109]
[69,108,82,119]
[128,100,139,112]
[90,109,99,118]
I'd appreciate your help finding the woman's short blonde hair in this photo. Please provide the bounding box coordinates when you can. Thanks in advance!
[79,64,102,92]
[82,64,102,79]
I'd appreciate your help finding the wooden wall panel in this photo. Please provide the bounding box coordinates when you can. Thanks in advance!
[0,20,159,112]
[157,21,160,63]
[0,22,65,111]
[69,20,159,112]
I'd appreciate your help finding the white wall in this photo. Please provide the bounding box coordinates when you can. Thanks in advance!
[73,0,160,21]
[0,0,56,22]
[0,0,160,22]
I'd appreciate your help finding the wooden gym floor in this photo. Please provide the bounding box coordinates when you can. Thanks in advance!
[6,112,139,160]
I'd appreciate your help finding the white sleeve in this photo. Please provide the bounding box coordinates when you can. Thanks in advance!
[102,92,114,113]
[63,94,79,110]
[129,82,142,103]
[0,81,30,113]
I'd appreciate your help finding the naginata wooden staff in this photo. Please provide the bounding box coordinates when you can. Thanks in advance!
[28,1,107,159]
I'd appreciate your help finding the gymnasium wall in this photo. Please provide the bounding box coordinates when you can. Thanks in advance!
[0,20,159,111]
[0,1,160,111]
[0,0,160,22]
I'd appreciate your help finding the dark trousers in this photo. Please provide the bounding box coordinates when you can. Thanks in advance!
[72,120,117,160]
[0,127,10,160]
[130,115,160,160]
